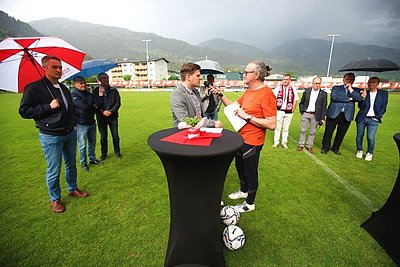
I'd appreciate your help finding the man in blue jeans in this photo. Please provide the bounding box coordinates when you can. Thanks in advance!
[19,55,88,213]
[92,73,122,160]
[72,76,101,171]
[355,77,388,161]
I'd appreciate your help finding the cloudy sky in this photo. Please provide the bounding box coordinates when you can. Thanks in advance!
[1,0,400,50]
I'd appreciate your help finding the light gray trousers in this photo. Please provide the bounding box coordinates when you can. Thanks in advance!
[298,112,318,147]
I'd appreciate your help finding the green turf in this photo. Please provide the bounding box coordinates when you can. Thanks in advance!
[0,91,398,266]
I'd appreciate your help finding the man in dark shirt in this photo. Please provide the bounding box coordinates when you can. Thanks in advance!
[72,76,101,171]
[92,73,122,160]
[19,55,88,213]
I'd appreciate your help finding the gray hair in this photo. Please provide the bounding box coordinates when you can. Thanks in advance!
[251,60,272,81]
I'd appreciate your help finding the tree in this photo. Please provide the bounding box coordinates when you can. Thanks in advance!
[123,75,132,81]
[168,74,179,80]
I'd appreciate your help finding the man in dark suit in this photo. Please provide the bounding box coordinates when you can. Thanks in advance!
[355,77,388,161]
[296,77,327,154]
[321,72,362,155]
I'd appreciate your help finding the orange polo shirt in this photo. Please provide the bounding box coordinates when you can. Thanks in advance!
[237,86,277,146]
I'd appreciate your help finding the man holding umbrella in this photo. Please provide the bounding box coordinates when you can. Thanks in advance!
[19,55,89,213]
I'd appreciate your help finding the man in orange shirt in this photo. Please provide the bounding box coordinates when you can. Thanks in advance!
[212,60,276,212]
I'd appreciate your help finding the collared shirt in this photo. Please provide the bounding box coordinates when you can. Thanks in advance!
[184,86,202,116]
[366,91,377,117]
[54,83,68,111]
[306,89,319,112]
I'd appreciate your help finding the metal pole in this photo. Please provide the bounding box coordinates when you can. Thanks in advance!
[142,39,152,89]
[326,34,340,78]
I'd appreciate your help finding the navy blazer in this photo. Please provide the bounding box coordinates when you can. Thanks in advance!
[326,85,362,121]
[355,89,388,123]
[299,88,327,121]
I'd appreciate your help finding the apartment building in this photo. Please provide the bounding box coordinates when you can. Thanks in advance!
[109,58,169,83]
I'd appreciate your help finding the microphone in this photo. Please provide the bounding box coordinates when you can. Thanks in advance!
[204,81,210,88]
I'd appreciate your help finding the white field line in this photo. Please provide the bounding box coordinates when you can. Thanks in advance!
[288,136,378,210]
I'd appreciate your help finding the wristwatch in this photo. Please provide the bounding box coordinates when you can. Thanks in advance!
[246,115,253,122]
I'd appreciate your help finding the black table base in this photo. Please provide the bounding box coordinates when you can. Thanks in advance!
[361,133,400,265]
[148,128,243,267]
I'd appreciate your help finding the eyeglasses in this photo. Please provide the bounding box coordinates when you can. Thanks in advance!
[243,70,256,75]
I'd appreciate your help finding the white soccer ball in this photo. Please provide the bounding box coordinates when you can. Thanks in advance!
[220,205,240,225]
[222,225,246,250]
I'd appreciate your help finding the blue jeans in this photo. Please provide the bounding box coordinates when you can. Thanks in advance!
[77,123,97,165]
[356,117,379,153]
[205,111,218,120]
[97,118,120,155]
[39,130,78,202]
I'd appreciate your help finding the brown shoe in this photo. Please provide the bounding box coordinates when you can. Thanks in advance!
[296,146,303,151]
[306,147,315,154]
[50,198,65,213]
[68,189,89,198]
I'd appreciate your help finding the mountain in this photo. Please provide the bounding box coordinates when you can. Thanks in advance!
[28,18,256,71]
[0,11,44,38]
[271,38,400,77]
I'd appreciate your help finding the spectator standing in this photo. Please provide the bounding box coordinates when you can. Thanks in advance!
[72,76,101,171]
[92,73,122,160]
[19,55,88,213]
[273,74,299,149]
[355,77,388,161]
[321,72,362,155]
[296,77,327,153]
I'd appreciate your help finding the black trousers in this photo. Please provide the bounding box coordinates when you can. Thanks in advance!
[322,112,351,151]
[97,118,120,155]
[235,143,263,204]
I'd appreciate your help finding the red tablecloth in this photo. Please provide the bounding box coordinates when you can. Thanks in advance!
[161,129,222,146]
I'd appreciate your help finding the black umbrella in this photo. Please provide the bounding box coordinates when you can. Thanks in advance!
[338,58,400,72]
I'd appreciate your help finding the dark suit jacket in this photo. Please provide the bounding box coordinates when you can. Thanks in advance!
[299,88,327,121]
[355,89,388,123]
[326,85,362,121]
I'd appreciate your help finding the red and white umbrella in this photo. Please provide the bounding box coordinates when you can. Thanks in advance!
[0,37,85,93]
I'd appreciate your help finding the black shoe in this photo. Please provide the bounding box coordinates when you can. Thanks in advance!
[100,154,107,161]
[81,164,89,171]
[332,149,341,155]
[115,153,122,159]
[321,149,329,154]
[89,159,102,165]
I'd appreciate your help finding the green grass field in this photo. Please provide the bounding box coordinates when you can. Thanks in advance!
[0,91,399,266]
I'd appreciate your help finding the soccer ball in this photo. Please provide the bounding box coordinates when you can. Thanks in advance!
[222,225,246,250]
[220,205,240,225]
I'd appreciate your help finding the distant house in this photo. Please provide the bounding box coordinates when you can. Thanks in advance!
[109,58,169,82]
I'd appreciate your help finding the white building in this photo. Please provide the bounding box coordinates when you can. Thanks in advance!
[109,58,169,83]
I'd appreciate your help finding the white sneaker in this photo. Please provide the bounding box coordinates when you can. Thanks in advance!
[235,201,255,213]
[272,144,278,149]
[365,153,373,161]
[282,143,289,150]
[228,190,248,200]
[356,150,363,159]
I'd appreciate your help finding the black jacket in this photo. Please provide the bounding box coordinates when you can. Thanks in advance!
[92,86,121,120]
[299,88,327,122]
[19,77,76,135]
[72,88,96,125]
